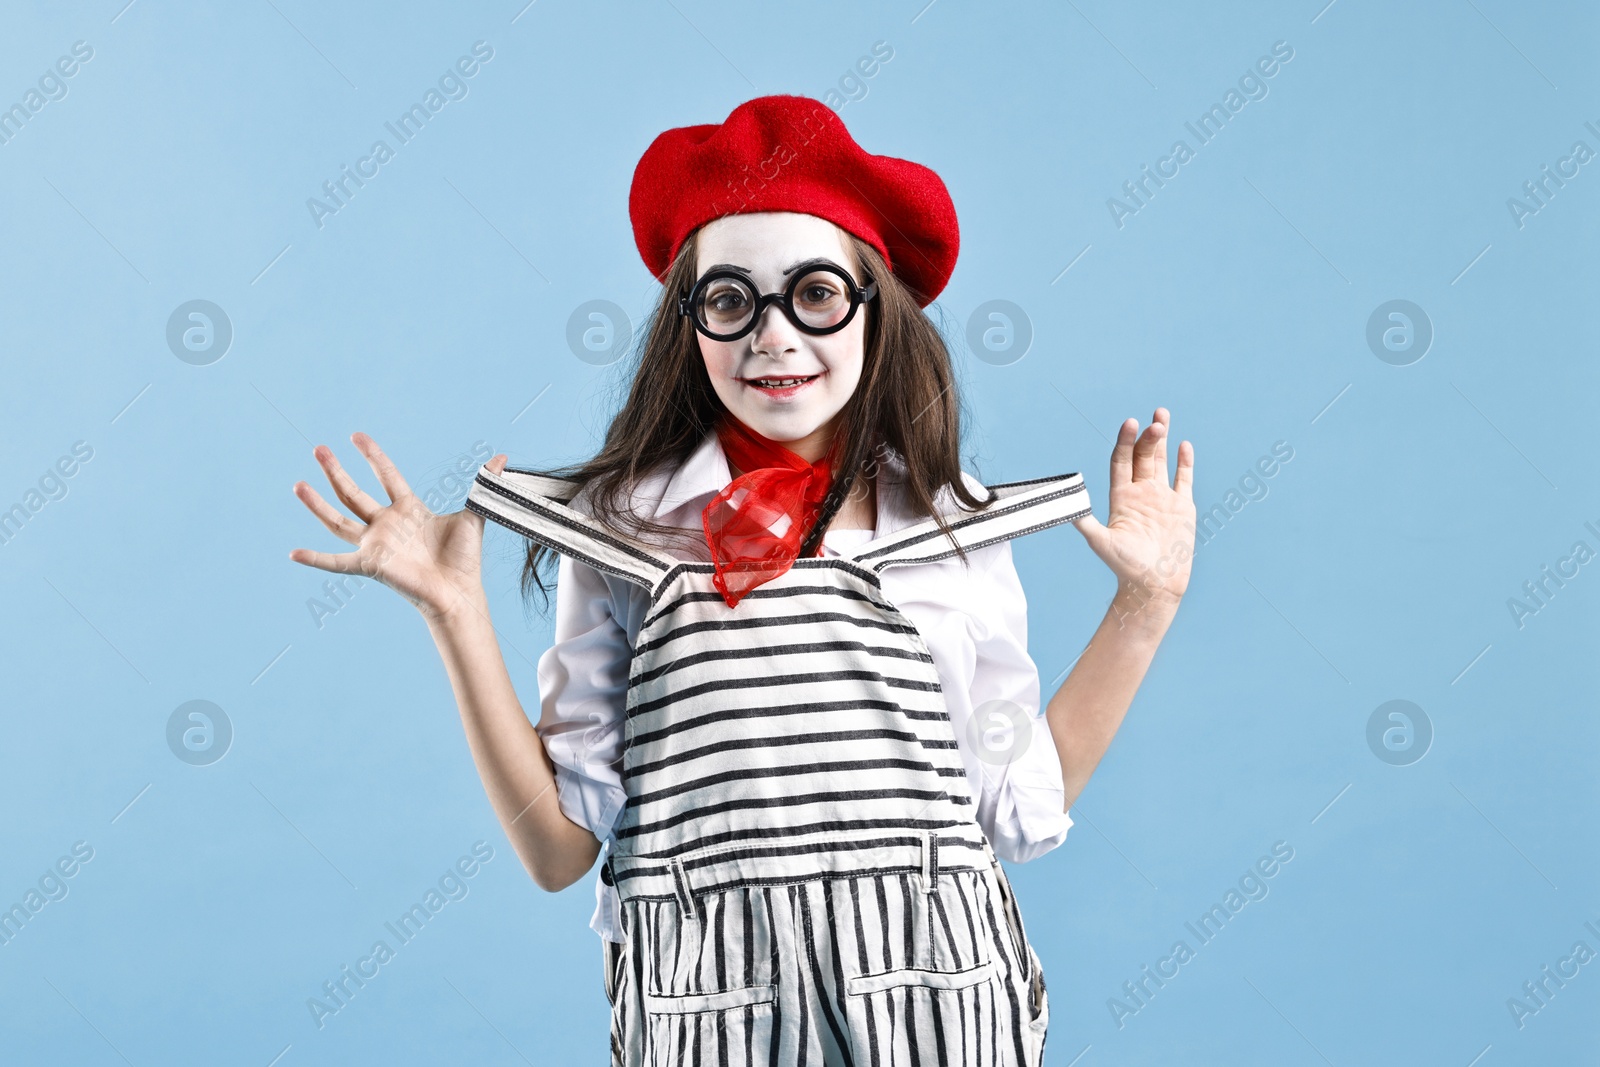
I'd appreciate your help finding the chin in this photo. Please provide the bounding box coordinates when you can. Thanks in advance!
[734,411,821,442]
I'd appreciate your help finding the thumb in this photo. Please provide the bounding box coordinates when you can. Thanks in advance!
[457,455,505,524]
[1073,511,1111,558]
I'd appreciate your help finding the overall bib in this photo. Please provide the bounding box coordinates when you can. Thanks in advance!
[467,463,1091,1067]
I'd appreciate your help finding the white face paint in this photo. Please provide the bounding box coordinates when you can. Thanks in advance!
[693,212,869,464]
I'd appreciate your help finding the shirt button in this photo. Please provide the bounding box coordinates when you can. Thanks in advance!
[600,860,614,886]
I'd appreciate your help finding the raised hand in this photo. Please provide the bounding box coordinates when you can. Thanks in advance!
[289,432,509,622]
[1073,408,1196,611]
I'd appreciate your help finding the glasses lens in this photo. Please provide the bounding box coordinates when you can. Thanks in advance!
[695,275,756,335]
[791,268,852,330]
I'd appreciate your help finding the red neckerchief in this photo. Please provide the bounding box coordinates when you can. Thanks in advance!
[702,414,842,608]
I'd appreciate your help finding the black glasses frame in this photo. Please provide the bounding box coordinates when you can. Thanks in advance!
[677,260,878,341]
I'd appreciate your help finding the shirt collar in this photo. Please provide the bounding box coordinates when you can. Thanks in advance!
[646,426,917,536]
[650,427,731,520]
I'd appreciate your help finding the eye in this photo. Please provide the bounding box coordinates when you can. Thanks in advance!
[796,279,844,307]
[704,282,751,312]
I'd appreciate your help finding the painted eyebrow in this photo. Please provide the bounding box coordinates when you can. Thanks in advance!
[701,257,840,276]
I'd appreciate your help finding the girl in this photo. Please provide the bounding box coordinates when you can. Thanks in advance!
[290,95,1195,1066]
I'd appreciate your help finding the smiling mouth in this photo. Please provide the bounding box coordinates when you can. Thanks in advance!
[741,374,821,390]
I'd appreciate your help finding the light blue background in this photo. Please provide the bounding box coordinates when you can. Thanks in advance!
[1,1,1595,1063]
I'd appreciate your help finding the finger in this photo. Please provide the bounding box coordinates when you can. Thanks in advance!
[1109,418,1137,485]
[288,547,365,574]
[315,444,383,522]
[294,481,365,544]
[1151,408,1170,482]
[454,454,508,523]
[1173,440,1195,498]
[1131,419,1164,481]
[352,432,413,505]
[1072,511,1110,558]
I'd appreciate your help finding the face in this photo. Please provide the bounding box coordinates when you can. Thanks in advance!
[692,212,868,463]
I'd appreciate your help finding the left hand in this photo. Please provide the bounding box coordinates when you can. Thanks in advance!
[1074,408,1196,611]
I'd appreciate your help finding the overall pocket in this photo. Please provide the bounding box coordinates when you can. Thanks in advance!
[642,984,777,1067]
[838,866,1010,1061]
[636,886,780,1067]
[843,958,999,1061]
[990,861,1050,1041]
[603,936,625,1005]
[603,937,627,1067]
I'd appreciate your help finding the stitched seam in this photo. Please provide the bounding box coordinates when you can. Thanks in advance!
[622,826,967,863]
[644,985,776,1013]
[851,963,994,981]
[856,482,1086,564]
[875,504,1093,573]
[474,473,675,573]
[648,557,885,607]
[466,500,655,590]
[857,480,1084,559]
[986,473,1075,489]
[669,857,697,919]
[500,466,583,500]
[846,961,995,995]
[610,865,991,904]
[639,581,887,635]
[476,474,671,568]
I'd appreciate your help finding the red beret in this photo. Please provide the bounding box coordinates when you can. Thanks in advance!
[628,94,959,307]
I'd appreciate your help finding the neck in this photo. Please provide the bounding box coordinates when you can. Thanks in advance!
[781,422,838,465]
[727,416,841,476]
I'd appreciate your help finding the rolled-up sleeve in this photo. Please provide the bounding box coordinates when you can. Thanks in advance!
[534,553,631,845]
[957,540,1073,864]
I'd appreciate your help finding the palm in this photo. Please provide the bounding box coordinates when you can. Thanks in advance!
[1075,408,1196,603]
[289,433,507,620]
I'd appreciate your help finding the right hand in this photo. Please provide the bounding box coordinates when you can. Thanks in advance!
[289,432,509,623]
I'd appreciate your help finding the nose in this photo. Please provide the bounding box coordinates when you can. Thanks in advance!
[749,299,800,355]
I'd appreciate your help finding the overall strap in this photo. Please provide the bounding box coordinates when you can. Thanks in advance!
[465,465,678,593]
[852,472,1091,574]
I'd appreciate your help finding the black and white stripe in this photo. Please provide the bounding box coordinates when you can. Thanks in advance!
[603,862,1050,1066]
[470,465,1085,1065]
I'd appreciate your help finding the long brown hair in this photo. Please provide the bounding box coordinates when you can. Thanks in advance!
[516,225,992,608]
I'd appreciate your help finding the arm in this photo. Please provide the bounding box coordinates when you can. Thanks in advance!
[426,598,601,892]
[1045,589,1175,809]
[289,434,599,893]
[1049,408,1196,809]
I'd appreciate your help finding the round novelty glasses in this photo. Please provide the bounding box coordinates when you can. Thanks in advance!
[678,260,878,341]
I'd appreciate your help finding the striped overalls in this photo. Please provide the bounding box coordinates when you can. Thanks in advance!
[467,463,1091,1067]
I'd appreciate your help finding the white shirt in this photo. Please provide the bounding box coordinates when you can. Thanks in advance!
[530,429,1072,941]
